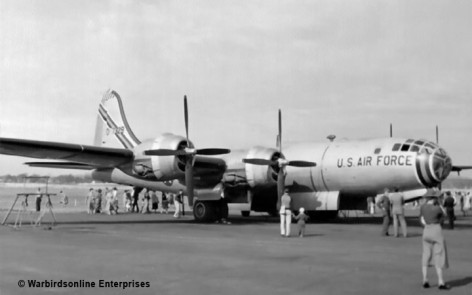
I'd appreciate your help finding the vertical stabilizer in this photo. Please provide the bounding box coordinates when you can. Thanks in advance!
[95,90,141,149]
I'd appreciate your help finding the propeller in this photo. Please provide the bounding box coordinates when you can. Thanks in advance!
[144,96,230,206]
[242,109,316,210]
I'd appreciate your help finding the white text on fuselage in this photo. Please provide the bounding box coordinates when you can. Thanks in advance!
[336,155,413,168]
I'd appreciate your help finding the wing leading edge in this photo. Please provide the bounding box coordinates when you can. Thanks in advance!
[0,137,134,168]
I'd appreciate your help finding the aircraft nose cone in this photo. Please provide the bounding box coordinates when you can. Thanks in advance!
[431,149,452,182]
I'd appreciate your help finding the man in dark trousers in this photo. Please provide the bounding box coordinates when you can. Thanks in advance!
[443,191,455,229]
[376,188,391,236]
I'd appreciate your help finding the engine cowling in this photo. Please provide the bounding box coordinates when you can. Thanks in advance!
[245,146,282,188]
[132,133,191,181]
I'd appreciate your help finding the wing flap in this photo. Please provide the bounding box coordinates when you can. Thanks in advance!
[0,137,133,168]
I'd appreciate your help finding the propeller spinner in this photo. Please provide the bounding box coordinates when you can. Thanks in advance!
[242,109,316,209]
[144,96,230,206]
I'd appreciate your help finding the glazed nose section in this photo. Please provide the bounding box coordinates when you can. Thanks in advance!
[431,149,452,182]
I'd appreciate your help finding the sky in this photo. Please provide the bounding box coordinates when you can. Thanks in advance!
[0,0,471,177]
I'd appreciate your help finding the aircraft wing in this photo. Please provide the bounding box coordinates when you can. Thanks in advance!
[24,162,95,170]
[452,165,472,172]
[0,137,134,168]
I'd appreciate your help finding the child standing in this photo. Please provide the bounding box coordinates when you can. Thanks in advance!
[293,208,310,237]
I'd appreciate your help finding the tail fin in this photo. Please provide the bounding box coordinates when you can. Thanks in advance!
[94,90,141,149]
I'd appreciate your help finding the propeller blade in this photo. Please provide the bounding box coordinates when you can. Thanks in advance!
[185,157,195,206]
[278,109,282,153]
[196,148,231,155]
[184,95,189,145]
[276,167,286,210]
[144,149,188,156]
[287,160,317,167]
[242,158,277,166]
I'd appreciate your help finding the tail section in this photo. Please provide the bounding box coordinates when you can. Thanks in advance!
[94,90,141,149]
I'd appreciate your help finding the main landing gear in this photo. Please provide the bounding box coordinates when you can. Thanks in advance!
[193,200,228,222]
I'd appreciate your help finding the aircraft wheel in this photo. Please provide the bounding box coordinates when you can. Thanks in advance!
[241,210,250,217]
[193,201,216,222]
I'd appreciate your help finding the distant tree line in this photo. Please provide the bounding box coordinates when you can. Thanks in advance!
[0,173,95,184]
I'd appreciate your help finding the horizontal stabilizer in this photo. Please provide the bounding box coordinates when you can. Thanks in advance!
[25,162,95,170]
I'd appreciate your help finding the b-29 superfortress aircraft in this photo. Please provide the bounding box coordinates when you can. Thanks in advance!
[0,90,469,221]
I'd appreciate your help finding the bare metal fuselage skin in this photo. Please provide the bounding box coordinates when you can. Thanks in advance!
[92,136,452,212]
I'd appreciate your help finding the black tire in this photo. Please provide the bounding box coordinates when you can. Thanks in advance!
[193,201,217,222]
[241,210,250,217]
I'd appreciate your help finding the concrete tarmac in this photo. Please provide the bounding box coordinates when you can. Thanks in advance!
[0,210,471,295]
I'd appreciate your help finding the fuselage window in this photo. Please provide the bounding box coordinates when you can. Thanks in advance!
[392,143,401,151]
[374,148,381,154]
[401,144,410,152]
[410,145,420,152]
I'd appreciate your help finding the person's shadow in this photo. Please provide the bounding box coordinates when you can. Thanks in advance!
[448,276,472,288]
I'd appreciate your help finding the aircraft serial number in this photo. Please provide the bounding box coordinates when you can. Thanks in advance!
[337,155,413,168]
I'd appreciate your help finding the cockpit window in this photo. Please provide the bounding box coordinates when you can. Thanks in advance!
[406,139,414,143]
[438,148,447,156]
[421,147,432,155]
[392,143,401,151]
[425,143,435,150]
[410,145,420,152]
[414,140,425,146]
[401,144,410,152]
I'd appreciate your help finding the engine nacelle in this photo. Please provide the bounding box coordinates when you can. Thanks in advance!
[132,133,190,181]
[245,146,281,188]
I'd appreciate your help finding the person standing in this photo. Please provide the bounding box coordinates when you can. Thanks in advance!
[293,207,309,237]
[459,193,466,217]
[35,188,42,213]
[420,193,450,290]
[377,188,391,236]
[94,189,102,214]
[59,190,68,206]
[443,191,455,230]
[389,187,408,238]
[141,188,150,214]
[86,188,95,214]
[131,189,139,213]
[161,192,169,214]
[110,187,119,214]
[151,190,159,213]
[366,196,375,215]
[279,188,292,237]
[174,190,183,218]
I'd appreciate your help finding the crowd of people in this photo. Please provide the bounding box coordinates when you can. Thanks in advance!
[85,187,180,217]
[374,188,472,290]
